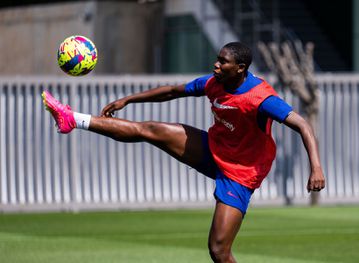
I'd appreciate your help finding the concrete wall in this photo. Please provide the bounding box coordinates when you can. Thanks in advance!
[0,1,163,75]
[94,1,163,74]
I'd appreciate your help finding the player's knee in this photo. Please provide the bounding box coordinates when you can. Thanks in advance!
[208,239,232,262]
[140,121,167,141]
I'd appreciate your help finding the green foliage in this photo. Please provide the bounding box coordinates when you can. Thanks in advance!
[0,206,358,263]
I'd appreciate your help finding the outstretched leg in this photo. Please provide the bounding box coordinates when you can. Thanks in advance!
[89,116,207,170]
[42,90,209,174]
[208,201,244,263]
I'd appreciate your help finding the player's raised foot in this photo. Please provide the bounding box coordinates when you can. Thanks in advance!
[41,91,76,134]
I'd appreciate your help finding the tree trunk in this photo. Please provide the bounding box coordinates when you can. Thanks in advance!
[257,40,321,206]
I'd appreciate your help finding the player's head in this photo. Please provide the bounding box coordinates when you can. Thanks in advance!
[222,42,252,71]
[213,42,252,83]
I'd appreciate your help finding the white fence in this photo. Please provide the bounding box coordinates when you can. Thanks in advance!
[0,74,358,212]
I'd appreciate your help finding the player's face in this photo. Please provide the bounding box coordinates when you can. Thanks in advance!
[213,48,245,83]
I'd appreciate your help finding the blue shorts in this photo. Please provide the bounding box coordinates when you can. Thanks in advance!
[192,131,254,215]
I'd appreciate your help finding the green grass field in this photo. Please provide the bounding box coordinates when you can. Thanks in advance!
[0,206,358,263]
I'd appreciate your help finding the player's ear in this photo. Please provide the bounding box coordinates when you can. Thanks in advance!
[237,63,246,73]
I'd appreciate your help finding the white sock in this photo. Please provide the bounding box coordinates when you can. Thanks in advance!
[73,112,92,130]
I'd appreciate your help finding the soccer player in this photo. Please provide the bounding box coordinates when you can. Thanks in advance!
[42,42,325,263]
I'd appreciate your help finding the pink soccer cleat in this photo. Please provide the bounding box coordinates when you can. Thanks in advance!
[42,91,76,133]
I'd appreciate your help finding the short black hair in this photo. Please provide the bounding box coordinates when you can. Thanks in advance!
[222,42,252,70]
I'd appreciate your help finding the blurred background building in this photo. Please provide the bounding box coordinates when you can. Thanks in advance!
[0,0,355,75]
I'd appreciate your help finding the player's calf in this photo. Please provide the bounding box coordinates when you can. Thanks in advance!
[88,116,144,143]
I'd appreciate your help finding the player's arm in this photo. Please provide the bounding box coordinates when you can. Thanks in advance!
[101,84,187,117]
[259,96,325,192]
[101,74,211,117]
[283,112,325,192]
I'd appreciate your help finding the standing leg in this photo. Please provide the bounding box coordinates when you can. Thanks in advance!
[208,201,244,263]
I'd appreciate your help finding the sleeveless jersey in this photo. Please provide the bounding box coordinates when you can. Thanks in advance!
[205,76,278,189]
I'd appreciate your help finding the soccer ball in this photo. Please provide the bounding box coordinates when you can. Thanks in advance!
[57,35,98,76]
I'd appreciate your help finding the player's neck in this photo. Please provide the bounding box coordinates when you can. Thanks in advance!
[224,73,247,91]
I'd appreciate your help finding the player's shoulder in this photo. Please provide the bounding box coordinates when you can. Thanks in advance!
[194,74,213,82]
[185,74,214,96]
[250,73,277,93]
[189,74,214,88]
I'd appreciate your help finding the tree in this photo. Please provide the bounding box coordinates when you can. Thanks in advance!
[257,40,320,205]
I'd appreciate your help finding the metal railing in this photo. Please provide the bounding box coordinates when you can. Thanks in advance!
[0,74,358,212]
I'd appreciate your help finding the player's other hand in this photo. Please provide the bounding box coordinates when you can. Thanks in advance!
[307,167,325,193]
[101,99,127,117]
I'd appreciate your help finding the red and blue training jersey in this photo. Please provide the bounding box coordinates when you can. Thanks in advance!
[185,72,292,189]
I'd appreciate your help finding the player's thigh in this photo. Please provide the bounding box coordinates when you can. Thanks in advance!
[208,201,244,249]
[142,121,206,168]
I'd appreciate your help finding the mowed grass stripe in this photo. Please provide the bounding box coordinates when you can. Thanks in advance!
[0,231,210,263]
[0,206,358,263]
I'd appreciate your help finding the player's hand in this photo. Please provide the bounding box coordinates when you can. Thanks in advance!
[101,99,127,117]
[307,167,325,193]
